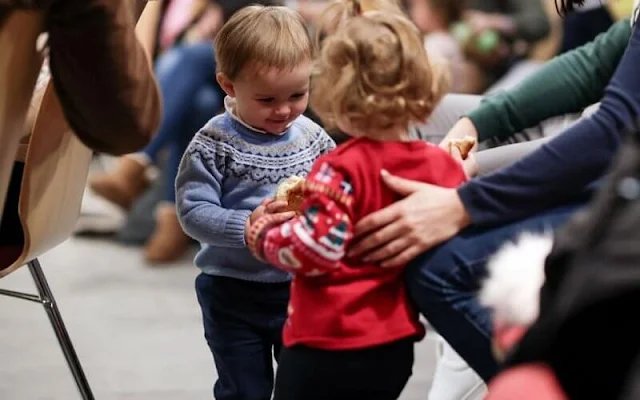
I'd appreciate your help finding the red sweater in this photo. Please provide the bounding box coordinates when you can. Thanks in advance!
[250,138,467,350]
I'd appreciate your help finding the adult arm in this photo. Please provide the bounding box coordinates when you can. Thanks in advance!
[45,0,161,155]
[135,0,163,58]
[350,23,640,266]
[459,23,640,226]
[468,19,631,143]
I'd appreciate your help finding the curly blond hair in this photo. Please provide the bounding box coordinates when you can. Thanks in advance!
[315,0,405,43]
[311,11,446,134]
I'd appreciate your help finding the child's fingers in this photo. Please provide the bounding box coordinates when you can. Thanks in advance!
[265,200,289,214]
[249,204,266,224]
[259,211,296,227]
[273,211,296,221]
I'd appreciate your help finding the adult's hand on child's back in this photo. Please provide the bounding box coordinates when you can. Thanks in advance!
[349,171,471,267]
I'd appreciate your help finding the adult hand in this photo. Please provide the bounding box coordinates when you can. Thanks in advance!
[449,143,479,178]
[349,171,472,267]
[464,152,479,178]
[439,117,479,150]
[440,117,480,177]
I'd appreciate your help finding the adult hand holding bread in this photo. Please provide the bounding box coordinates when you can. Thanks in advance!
[440,117,480,177]
[447,135,478,178]
[448,135,476,159]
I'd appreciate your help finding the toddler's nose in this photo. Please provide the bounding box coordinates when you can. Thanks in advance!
[274,105,290,117]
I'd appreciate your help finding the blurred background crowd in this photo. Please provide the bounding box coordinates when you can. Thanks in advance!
[79,0,634,265]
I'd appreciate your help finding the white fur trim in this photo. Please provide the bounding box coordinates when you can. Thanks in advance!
[480,233,554,326]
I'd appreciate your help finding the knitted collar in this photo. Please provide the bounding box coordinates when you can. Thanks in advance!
[224,96,290,136]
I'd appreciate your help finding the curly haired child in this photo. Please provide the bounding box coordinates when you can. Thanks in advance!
[247,9,468,400]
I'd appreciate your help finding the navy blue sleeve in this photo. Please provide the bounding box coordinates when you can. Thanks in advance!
[458,24,640,227]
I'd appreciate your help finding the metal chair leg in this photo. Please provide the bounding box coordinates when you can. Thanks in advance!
[28,258,95,400]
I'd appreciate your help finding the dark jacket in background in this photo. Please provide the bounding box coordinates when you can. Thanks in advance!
[469,0,550,43]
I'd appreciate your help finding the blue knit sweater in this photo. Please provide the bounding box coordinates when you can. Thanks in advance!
[176,104,335,282]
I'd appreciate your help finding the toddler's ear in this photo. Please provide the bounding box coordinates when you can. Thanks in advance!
[216,72,236,97]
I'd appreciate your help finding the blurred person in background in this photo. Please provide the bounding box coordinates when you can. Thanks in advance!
[408,0,471,93]
[87,0,280,264]
[560,0,614,53]
[459,0,550,93]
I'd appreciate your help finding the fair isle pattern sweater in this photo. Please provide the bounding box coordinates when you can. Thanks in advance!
[176,109,336,282]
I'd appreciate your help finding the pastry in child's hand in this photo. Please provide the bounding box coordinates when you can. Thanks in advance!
[275,176,305,214]
[448,135,476,159]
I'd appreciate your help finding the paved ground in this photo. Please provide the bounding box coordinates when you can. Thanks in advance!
[0,236,440,399]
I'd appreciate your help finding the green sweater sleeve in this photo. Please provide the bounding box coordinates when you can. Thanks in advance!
[468,19,632,142]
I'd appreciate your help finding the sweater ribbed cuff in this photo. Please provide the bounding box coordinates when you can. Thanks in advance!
[224,209,252,247]
[247,214,279,262]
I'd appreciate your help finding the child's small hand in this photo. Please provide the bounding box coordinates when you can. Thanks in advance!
[263,199,291,215]
[251,199,291,222]
[245,199,296,243]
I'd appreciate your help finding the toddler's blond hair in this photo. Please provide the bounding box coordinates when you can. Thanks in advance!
[311,11,446,133]
[315,0,405,41]
[215,5,313,80]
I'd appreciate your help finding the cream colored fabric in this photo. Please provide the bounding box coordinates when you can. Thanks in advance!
[24,59,50,137]
[1,1,156,276]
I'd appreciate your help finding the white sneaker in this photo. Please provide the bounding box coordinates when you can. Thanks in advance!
[428,335,487,400]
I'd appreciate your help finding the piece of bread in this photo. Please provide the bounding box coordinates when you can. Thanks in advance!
[448,135,476,159]
[275,176,305,213]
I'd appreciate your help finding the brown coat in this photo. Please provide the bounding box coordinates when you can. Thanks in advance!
[0,0,161,155]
